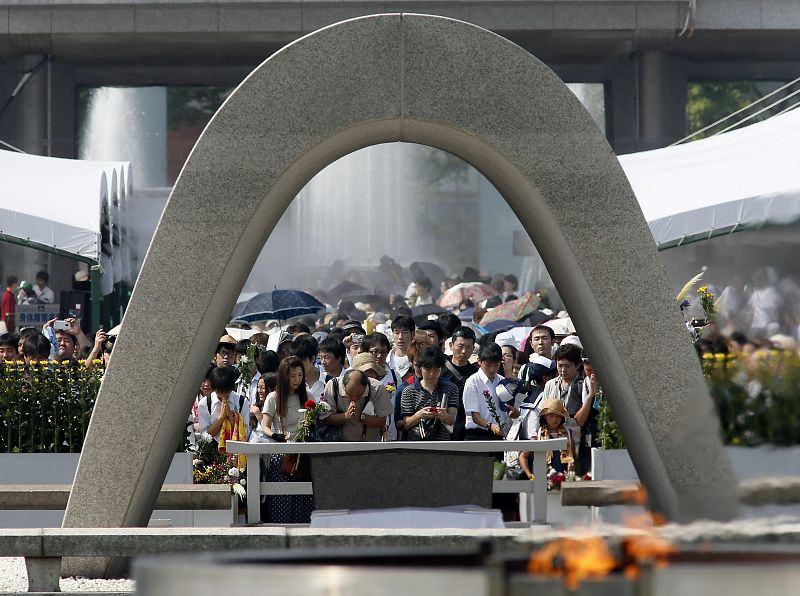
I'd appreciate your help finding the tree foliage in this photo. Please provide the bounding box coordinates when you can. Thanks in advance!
[686,81,781,140]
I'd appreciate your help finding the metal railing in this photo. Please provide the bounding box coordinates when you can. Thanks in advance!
[225,438,567,525]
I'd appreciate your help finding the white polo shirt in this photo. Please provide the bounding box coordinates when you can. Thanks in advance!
[196,391,251,442]
[462,368,505,431]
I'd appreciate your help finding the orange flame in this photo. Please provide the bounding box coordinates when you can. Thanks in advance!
[527,537,617,589]
[622,533,677,580]
[621,487,668,527]
[526,484,680,587]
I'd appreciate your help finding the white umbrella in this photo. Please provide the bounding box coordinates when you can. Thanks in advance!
[225,327,258,342]
[495,326,532,350]
[543,317,575,336]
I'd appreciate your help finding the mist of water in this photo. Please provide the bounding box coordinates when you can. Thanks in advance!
[243,143,485,294]
[76,84,608,301]
[79,87,168,188]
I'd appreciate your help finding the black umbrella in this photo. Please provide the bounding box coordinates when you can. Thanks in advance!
[340,292,389,306]
[520,310,550,326]
[483,319,517,333]
[233,290,325,323]
[410,261,446,291]
[328,280,367,304]
[411,303,448,324]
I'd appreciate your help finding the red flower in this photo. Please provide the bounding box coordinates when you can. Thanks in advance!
[582,473,592,481]
[304,399,316,409]
[482,389,490,397]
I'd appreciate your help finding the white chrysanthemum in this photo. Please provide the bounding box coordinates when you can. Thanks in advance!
[228,467,239,477]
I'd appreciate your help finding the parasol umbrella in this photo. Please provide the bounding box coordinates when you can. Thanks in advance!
[482,319,517,333]
[233,290,325,324]
[340,292,389,307]
[463,321,487,338]
[411,303,448,323]
[543,316,576,337]
[479,291,541,326]
[328,280,368,304]
[458,307,474,321]
[225,327,258,341]
[438,282,498,309]
[495,326,533,351]
[519,309,551,327]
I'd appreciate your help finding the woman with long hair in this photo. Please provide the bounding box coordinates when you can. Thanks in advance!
[260,356,312,523]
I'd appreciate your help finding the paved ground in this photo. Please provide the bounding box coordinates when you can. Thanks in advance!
[0,557,134,593]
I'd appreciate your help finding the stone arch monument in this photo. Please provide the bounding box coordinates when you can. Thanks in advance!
[64,13,738,553]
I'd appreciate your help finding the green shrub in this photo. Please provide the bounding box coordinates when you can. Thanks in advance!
[598,350,800,449]
[0,360,102,453]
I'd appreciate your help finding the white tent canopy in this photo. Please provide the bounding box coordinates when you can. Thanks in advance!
[0,151,132,273]
[619,107,800,249]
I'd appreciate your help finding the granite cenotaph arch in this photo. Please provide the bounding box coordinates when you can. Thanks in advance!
[64,13,739,575]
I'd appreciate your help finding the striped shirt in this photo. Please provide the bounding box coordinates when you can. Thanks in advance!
[399,379,459,441]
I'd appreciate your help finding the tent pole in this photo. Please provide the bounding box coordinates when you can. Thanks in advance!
[90,265,102,332]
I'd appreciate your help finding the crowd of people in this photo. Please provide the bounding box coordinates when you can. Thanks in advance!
[189,306,601,523]
[3,259,799,524]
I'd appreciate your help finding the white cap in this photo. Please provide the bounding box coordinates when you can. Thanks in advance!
[560,335,583,351]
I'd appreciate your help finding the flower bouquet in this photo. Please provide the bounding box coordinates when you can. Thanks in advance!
[547,468,567,491]
[294,399,330,443]
[192,433,246,498]
[280,400,330,479]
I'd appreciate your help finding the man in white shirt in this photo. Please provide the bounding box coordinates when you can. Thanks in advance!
[386,315,414,379]
[34,271,54,304]
[462,342,519,440]
[197,366,251,442]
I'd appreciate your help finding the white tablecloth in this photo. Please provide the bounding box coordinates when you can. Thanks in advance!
[309,506,505,529]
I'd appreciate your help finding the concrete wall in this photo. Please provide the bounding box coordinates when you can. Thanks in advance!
[0,453,229,528]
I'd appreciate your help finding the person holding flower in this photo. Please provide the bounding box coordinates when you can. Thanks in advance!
[462,342,519,441]
[260,355,313,523]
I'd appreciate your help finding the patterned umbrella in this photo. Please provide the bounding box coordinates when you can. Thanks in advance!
[437,282,498,309]
[233,290,326,323]
[479,291,541,326]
